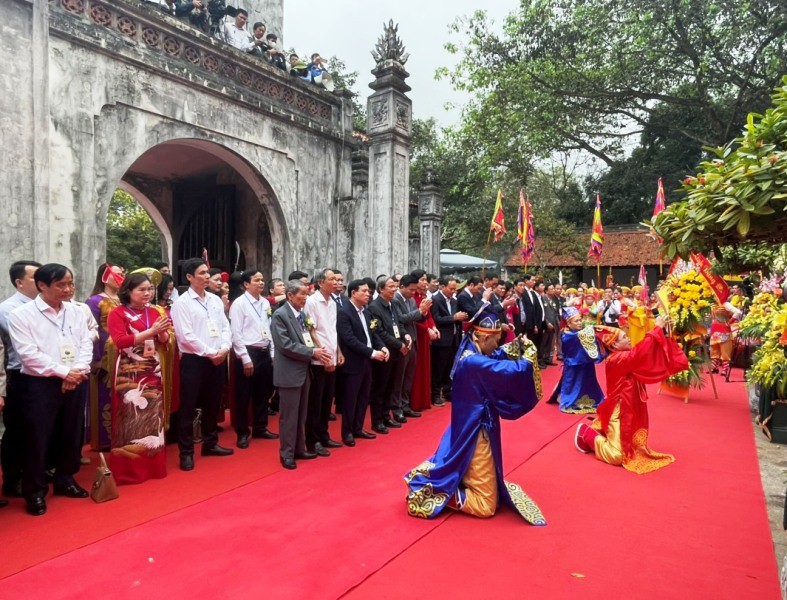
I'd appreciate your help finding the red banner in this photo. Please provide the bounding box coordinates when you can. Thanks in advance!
[690,252,729,304]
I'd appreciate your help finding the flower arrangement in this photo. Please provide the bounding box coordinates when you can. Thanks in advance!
[304,316,316,330]
[369,318,380,331]
[738,291,779,340]
[746,302,787,397]
[666,343,710,389]
[664,269,715,332]
[266,307,272,318]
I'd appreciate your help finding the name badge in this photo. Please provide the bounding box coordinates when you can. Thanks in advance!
[207,319,219,338]
[261,327,270,340]
[303,334,315,348]
[143,338,156,358]
[60,342,77,364]
[392,324,401,338]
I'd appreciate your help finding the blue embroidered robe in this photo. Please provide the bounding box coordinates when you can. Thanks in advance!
[548,326,604,414]
[404,338,546,525]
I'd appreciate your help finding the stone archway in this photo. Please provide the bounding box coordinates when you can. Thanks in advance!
[109,138,287,284]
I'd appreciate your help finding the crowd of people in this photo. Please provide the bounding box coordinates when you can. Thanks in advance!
[0,258,702,517]
[144,1,335,91]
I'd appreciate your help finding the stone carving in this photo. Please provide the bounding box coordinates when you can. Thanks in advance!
[184,45,200,65]
[141,27,161,48]
[371,99,389,129]
[117,16,137,38]
[371,20,409,66]
[62,0,86,15]
[203,54,219,73]
[395,101,409,131]
[163,36,181,57]
[89,3,112,27]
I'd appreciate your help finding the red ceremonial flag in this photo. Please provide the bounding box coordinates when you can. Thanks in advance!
[649,177,667,242]
[517,190,536,265]
[490,189,506,242]
[690,252,729,303]
[202,247,210,268]
[588,194,604,261]
[638,265,649,303]
[517,189,526,241]
[525,199,536,264]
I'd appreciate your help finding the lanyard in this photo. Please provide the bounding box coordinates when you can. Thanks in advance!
[38,305,67,334]
[194,295,211,317]
[126,306,150,329]
[245,294,264,320]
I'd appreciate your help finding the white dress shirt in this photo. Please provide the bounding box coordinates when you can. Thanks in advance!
[222,23,255,52]
[0,291,34,370]
[171,288,231,358]
[354,303,372,348]
[8,295,93,378]
[229,291,274,365]
[70,300,100,344]
[305,291,338,366]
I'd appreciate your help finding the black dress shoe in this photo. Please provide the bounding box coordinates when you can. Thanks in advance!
[403,409,422,418]
[53,482,89,498]
[394,414,408,424]
[26,497,46,516]
[312,443,330,457]
[324,439,342,449]
[201,444,234,457]
[180,455,194,471]
[2,481,23,498]
[236,434,250,449]
[328,412,337,421]
[372,424,389,435]
[252,429,279,440]
[343,435,355,447]
[0,499,8,508]
[280,457,297,470]
[384,418,402,428]
[295,451,318,460]
[355,430,377,440]
[432,399,445,407]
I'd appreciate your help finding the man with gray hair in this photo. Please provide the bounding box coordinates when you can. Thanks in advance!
[271,280,333,469]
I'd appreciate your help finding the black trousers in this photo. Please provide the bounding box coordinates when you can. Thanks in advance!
[1,369,22,490]
[370,357,399,426]
[17,373,86,499]
[233,348,273,436]
[178,354,224,455]
[307,364,336,448]
[340,363,372,438]
[430,345,455,401]
[391,348,412,415]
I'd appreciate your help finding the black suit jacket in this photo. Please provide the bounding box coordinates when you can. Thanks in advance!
[430,292,462,348]
[456,288,481,317]
[337,301,384,374]
[368,297,406,355]
[520,288,543,331]
[391,291,422,342]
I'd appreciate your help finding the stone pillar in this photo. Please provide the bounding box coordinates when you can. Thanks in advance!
[418,179,443,276]
[366,21,412,277]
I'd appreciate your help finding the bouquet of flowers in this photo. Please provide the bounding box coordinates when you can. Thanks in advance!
[666,344,710,389]
[747,302,787,397]
[739,291,780,340]
[664,270,715,332]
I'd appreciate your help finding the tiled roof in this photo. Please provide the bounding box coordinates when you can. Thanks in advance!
[504,229,663,268]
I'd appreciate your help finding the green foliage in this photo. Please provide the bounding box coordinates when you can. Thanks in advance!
[106,189,163,271]
[649,77,787,259]
[713,243,787,276]
[325,55,367,131]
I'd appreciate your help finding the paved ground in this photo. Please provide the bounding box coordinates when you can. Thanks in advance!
[754,401,787,595]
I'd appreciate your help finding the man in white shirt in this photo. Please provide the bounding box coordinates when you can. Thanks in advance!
[304,268,345,456]
[8,264,93,516]
[229,269,279,450]
[0,260,41,500]
[222,8,262,53]
[171,258,234,472]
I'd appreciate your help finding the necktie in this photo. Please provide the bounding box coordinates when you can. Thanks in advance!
[334,295,342,307]
[297,312,306,331]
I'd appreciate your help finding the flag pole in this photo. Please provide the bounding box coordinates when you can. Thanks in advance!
[481,229,493,279]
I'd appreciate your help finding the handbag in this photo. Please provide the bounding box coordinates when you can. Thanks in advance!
[91,452,119,503]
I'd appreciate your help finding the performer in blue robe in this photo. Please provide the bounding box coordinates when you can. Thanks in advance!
[547,307,604,414]
[404,305,546,524]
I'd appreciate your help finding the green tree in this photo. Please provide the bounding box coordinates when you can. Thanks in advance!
[326,55,367,131]
[443,1,786,167]
[106,189,163,271]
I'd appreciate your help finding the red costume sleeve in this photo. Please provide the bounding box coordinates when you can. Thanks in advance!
[107,306,136,350]
[610,327,688,384]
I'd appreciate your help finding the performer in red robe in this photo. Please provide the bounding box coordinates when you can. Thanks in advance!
[411,270,438,411]
[574,315,688,474]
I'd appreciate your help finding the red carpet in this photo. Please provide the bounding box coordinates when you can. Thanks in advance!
[0,365,779,599]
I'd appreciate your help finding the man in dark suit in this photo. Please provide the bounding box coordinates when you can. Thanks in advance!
[540,283,560,366]
[271,280,333,469]
[430,276,467,405]
[368,276,412,434]
[391,274,426,419]
[519,275,544,353]
[456,276,483,316]
[337,279,388,446]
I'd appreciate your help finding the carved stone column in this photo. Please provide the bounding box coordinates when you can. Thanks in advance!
[365,20,412,276]
[418,178,443,276]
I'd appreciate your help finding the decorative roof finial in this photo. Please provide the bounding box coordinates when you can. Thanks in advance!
[371,20,409,66]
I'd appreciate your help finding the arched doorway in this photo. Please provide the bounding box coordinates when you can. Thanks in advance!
[113,138,285,286]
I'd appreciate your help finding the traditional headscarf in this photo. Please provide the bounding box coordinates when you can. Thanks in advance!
[563,306,580,320]
[101,263,125,287]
